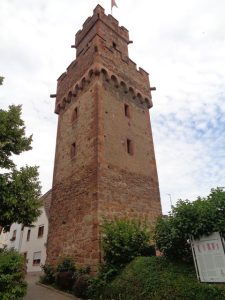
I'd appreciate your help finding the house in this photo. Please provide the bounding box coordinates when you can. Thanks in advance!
[0,190,51,273]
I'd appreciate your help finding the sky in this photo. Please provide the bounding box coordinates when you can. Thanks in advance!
[0,0,224,214]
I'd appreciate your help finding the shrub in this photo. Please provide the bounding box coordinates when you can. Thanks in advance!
[56,270,74,291]
[56,258,76,291]
[72,274,90,299]
[88,219,155,298]
[99,256,225,300]
[102,218,154,269]
[0,248,27,300]
[155,188,225,261]
[56,257,76,272]
[40,264,56,285]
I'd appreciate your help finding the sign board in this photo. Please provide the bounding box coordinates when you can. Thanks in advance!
[191,232,225,283]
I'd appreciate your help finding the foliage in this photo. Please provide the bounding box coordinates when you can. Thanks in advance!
[88,218,155,298]
[0,248,27,300]
[0,76,4,85]
[155,188,225,261]
[0,166,41,230]
[0,104,41,230]
[72,274,90,299]
[97,256,225,300]
[41,259,91,298]
[40,264,56,285]
[56,257,76,272]
[102,218,154,270]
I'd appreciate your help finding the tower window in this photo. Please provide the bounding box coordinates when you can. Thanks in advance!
[71,142,76,159]
[71,107,78,123]
[127,139,133,155]
[112,42,117,49]
[124,104,130,118]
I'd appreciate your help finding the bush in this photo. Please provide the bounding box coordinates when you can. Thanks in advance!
[72,274,90,298]
[56,257,76,272]
[55,258,76,291]
[56,270,74,291]
[99,256,225,300]
[0,248,27,300]
[155,188,225,261]
[40,264,55,285]
[102,218,154,270]
[88,219,155,298]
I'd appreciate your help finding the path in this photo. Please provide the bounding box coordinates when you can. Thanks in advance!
[24,273,79,300]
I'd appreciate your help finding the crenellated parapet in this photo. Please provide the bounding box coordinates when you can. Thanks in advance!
[75,5,129,57]
[53,4,155,112]
[55,64,153,114]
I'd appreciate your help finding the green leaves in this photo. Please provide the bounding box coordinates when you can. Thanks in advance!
[155,188,225,261]
[102,219,154,270]
[0,104,41,230]
[0,166,41,230]
[0,249,27,300]
[0,105,32,169]
[0,76,4,85]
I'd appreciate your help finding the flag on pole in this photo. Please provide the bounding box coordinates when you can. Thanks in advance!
[111,0,118,14]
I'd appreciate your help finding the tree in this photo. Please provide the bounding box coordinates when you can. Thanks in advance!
[154,188,225,262]
[0,76,4,85]
[0,101,41,230]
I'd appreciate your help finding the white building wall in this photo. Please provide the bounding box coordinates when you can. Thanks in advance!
[7,223,23,250]
[0,229,10,248]
[20,207,48,272]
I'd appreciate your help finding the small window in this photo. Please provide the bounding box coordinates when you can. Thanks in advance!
[112,42,117,49]
[27,229,31,241]
[71,107,78,123]
[38,225,44,238]
[127,139,133,155]
[67,91,72,103]
[11,230,17,241]
[71,142,76,159]
[124,104,130,118]
[33,251,41,266]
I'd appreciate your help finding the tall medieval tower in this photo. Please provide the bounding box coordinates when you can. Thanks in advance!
[47,5,162,269]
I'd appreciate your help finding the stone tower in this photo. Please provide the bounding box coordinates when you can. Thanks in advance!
[47,5,162,269]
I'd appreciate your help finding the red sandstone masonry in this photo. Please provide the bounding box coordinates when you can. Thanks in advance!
[47,5,162,270]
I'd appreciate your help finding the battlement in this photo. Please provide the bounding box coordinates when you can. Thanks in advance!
[75,5,129,57]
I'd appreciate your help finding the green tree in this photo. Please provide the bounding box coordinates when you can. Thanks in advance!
[154,188,225,262]
[0,101,41,230]
[0,76,4,85]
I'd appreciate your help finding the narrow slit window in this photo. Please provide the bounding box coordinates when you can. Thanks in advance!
[127,139,133,155]
[124,104,130,118]
[112,42,117,49]
[71,142,76,159]
[71,107,78,123]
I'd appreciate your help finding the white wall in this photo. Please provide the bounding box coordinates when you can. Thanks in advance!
[20,207,48,272]
[7,223,23,250]
[0,229,10,248]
